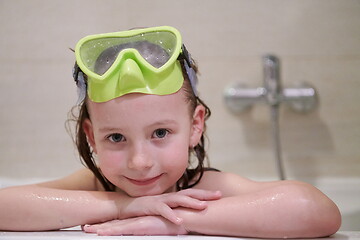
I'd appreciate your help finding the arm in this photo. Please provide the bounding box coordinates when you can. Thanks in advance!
[0,169,121,231]
[175,172,341,238]
[0,169,220,231]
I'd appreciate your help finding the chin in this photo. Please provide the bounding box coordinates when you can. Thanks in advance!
[124,185,171,197]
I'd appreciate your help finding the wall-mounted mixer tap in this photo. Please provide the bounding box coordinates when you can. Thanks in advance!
[224,54,318,114]
[223,54,318,180]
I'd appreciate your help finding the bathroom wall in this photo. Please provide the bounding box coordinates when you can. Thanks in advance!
[0,0,359,185]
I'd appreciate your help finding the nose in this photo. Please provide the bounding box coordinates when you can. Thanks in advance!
[127,143,154,170]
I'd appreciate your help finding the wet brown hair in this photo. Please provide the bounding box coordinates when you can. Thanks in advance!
[68,59,211,192]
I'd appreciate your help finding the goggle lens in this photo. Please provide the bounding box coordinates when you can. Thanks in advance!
[79,31,178,76]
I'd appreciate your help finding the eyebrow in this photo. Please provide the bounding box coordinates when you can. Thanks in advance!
[98,127,124,133]
[98,120,178,133]
[149,119,178,126]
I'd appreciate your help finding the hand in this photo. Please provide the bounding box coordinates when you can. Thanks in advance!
[83,216,188,236]
[118,189,221,225]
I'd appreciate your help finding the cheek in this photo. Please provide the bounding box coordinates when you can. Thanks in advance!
[162,141,190,172]
[96,149,125,175]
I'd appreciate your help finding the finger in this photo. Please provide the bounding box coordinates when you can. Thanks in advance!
[83,220,119,233]
[83,224,97,233]
[164,194,208,210]
[96,221,128,236]
[97,216,185,236]
[178,189,222,201]
[154,203,183,225]
[179,189,222,199]
[95,218,145,236]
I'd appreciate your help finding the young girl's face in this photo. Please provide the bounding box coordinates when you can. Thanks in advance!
[83,88,205,197]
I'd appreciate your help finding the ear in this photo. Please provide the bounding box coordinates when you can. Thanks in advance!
[82,119,97,154]
[189,105,206,147]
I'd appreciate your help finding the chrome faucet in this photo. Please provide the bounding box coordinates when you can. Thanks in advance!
[224,54,317,113]
[263,55,282,106]
[223,54,318,180]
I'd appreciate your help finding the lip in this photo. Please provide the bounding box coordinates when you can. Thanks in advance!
[125,174,163,186]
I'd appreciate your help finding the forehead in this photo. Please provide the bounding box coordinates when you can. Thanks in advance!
[87,89,190,125]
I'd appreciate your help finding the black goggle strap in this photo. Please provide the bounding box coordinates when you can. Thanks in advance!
[178,44,198,96]
[73,62,87,104]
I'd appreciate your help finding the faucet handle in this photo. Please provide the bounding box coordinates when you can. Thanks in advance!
[223,82,266,114]
[263,55,282,105]
[282,82,318,113]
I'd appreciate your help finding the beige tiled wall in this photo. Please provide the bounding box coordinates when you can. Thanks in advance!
[0,0,359,182]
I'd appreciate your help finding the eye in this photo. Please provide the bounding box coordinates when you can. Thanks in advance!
[107,133,125,143]
[152,128,169,139]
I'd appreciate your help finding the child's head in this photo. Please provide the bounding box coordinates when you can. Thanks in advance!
[71,26,211,194]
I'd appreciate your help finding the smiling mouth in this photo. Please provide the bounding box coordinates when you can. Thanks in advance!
[126,174,163,186]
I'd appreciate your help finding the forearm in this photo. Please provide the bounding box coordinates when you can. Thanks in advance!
[0,185,122,231]
[176,197,301,238]
[175,184,341,238]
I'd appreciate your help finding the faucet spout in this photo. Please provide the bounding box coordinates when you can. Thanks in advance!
[263,55,282,106]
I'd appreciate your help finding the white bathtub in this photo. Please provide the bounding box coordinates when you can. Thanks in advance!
[0,230,359,240]
[311,177,360,231]
[1,177,359,231]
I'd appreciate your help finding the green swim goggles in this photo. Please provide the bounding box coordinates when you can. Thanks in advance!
[73,26,196,103]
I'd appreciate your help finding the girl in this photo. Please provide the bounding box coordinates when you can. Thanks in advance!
[0,26,341,238]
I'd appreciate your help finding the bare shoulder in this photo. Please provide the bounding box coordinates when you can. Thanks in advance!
[193,171,256,196]
[198,171,251,187]
[36,168,102,191]
[194,171,309,197]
